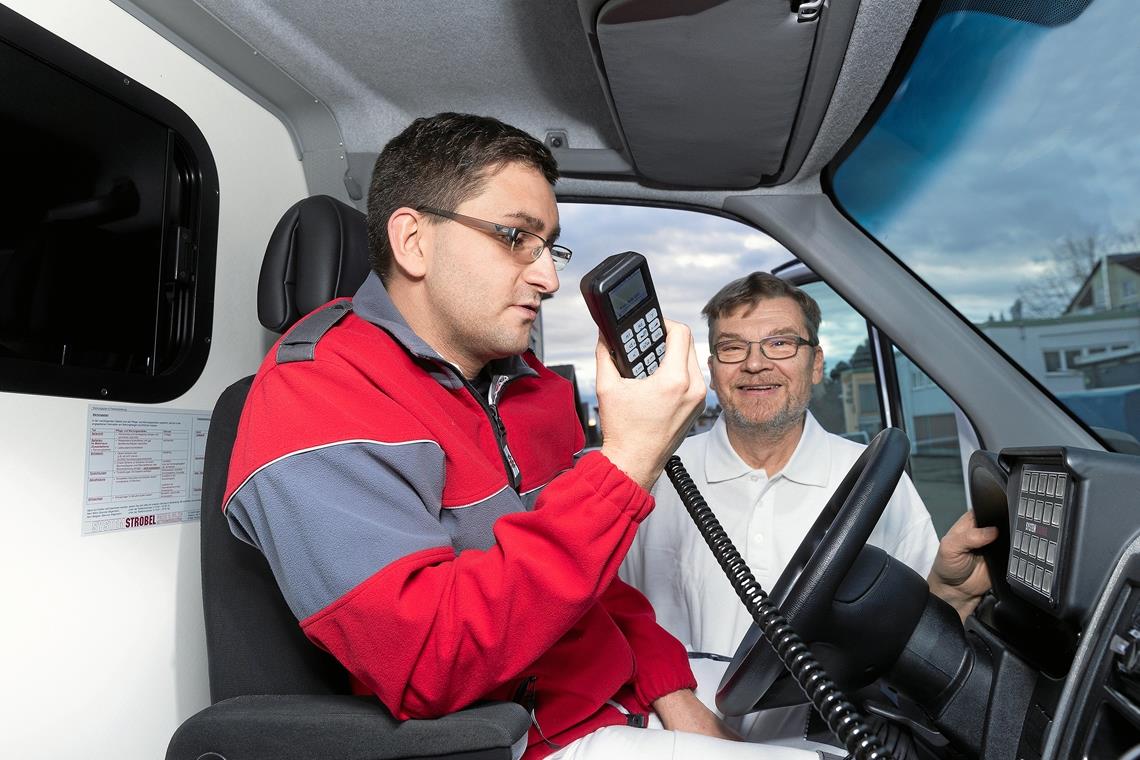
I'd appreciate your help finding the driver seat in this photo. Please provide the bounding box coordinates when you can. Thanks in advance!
[166,195,530,760]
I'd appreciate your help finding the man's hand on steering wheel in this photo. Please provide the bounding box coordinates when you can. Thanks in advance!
[927,511,1000,621]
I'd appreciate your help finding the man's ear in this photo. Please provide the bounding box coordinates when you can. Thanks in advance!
[387,207,428,280]
[706,353,720,395]
[812,345,825,384]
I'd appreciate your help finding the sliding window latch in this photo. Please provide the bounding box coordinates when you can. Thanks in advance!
[797,0,824,23]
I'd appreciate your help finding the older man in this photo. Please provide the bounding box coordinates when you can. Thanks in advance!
[622,272,996,742]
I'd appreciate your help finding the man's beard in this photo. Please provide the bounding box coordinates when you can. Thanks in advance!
[723,396,809,438]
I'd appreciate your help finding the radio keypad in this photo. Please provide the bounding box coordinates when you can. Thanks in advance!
[1008,467,1067,605]
[622,304,667,378]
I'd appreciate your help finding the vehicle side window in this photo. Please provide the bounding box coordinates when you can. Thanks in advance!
[543,205,970,535]
[892,348,968,537]
[801,282,884,445]
[0,12,218,402]
[801,281,968,537]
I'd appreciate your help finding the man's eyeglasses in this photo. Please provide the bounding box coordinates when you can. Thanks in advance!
[418,206,572,271]
[713,335,817,363]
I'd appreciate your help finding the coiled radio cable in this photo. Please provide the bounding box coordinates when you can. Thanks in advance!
[664,455,892,760]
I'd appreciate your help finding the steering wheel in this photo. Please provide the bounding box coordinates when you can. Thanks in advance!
[716,427,917,716]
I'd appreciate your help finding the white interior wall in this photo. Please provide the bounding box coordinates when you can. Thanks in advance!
[0,2,307,757]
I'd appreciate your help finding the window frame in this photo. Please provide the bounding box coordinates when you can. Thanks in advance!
[0,6,218,403]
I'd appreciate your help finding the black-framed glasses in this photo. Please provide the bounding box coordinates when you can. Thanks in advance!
[418,206,572,271]
[713,335,817,363]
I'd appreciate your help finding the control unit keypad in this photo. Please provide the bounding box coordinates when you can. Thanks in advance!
[620,307,664,378]
[1008,467,1067,605]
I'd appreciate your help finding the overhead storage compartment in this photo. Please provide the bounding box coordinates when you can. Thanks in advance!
[583,0,860,188]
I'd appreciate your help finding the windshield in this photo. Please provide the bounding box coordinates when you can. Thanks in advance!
[831,0,1140,452]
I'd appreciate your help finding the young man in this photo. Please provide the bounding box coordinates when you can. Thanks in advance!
[622,272,997,741]
[222,114,814,759]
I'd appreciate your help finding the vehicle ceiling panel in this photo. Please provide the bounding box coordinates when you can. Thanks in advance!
[194,0,622,155]
[183,0,921,193]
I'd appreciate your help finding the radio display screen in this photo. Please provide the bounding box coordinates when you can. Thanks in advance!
[609,268,649,322]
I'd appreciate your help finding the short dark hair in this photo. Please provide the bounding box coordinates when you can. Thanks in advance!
[366,112,559,282]
[700,272,822,349]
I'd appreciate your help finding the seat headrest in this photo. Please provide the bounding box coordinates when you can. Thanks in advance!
[258,195,371,334]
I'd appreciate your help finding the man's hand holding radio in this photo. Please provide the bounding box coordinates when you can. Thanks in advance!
[596,318,706,491]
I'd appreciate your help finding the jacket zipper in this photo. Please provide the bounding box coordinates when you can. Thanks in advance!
[458,371,522,491]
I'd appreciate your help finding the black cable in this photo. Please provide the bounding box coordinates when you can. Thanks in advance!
[664,455,893,760]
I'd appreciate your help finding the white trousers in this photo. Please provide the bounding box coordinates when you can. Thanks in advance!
[546,710,822,760]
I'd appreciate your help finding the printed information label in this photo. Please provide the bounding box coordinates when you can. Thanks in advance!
[83,405,210,535]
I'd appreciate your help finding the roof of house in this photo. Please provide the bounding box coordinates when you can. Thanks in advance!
[1065,252,1140,314]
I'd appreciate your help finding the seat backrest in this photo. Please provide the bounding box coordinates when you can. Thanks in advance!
[200,195,371,703]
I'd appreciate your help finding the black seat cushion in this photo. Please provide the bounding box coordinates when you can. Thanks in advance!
[168,696,530,760]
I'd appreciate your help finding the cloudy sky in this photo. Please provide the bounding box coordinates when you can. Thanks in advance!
[542,0,1140,410]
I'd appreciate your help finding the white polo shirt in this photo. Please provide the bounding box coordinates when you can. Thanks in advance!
[621,411,939,661]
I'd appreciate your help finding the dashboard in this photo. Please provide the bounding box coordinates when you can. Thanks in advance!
[960,446,1140,759]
